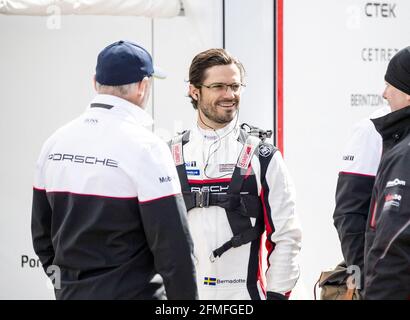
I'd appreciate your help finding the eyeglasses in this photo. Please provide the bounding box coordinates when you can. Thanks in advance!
[199,82,246,93]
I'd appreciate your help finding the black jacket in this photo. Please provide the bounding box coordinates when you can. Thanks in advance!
[364,105,410,299]
[333,107,388,280]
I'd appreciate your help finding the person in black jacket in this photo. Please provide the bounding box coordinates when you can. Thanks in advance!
[364,46,410,299]
[333,106,389,289]
[31,40,198,300]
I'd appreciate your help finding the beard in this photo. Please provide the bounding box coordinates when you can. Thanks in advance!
[198,96,239,125]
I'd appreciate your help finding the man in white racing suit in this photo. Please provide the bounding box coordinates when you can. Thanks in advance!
[170,48,302,300]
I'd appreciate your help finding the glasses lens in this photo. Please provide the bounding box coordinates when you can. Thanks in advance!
[210,84,225,91]
[204,83,243,93]
[231,84,241,92]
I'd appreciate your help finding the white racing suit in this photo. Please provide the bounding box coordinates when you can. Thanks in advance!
[170,121,302,299]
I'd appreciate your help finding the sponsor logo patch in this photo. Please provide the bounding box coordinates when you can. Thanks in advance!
[84,118,98,124]
[48,153,118,168]
[185,161,197,168]
[172,143,183,166]
[191,185,229,193]
[186,169,200,176]
[237,144,255,169]
[159,176,173,183]
[383,193,402,211]
[259,144,273,157]
[386,178,406,188]
[219,163,236,173]
[203,135,218,141]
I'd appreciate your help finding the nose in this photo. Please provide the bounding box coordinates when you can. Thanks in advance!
[382,86,388,100]
[223,85,236,97]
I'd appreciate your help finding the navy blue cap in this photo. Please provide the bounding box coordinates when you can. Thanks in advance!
[95,40,165,86]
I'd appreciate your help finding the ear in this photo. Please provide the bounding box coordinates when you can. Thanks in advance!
[136,77,150,96]
[189,84,200,100]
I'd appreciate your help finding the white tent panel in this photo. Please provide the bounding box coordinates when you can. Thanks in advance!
[0,0,181,17]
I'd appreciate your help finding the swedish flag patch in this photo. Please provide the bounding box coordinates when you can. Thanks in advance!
[203,277,217,286]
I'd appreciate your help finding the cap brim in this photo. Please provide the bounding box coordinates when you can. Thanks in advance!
[152,66,167,79]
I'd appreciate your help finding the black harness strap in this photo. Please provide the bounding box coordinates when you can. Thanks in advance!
[170,129,266,261]
[211,223,265,261]
[183,192,261,216]
[211,134,264,261]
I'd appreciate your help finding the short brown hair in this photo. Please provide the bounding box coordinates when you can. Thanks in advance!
[188,48,245,109]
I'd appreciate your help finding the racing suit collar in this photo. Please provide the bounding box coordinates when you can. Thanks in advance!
[88,94,153,127]
[193,118,240,141]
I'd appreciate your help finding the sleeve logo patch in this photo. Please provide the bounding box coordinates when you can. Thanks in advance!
[342,155,355,161]
[159,176,173,183]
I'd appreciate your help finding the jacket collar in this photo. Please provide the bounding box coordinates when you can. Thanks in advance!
[88,94,153,127]
[372,105,410,150]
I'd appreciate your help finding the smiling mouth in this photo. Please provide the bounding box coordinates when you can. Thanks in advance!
[217,101,237,108]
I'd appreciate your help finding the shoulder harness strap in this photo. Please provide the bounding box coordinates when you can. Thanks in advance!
[171,127,272,262]
[210,131,265,261]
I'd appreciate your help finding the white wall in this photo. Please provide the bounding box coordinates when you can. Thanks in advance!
[225,0,274,132]
[152,0,223,139]
[283,0,410,299]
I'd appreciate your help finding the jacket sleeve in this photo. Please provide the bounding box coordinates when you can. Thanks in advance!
[136,140,198,300]
[260,150,302,297]
[365,213,410,299]
[31,144,55,274]
[333,118,382,272]
[333,173,374,272]
[364,157,410,299]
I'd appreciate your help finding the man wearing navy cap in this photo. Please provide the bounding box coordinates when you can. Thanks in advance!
[31,40,198,300]
[364,46,410,299]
